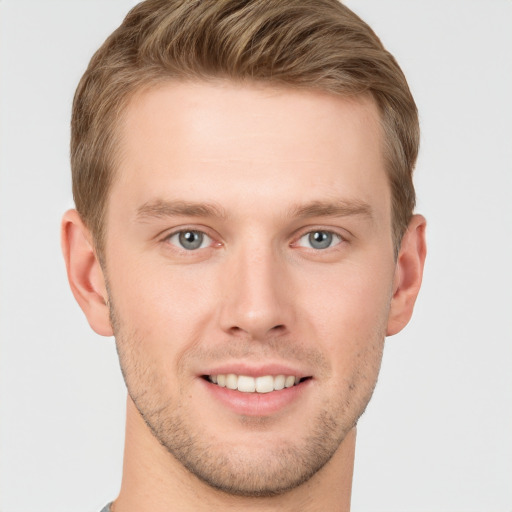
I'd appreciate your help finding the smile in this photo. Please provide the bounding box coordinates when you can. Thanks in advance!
[206,374,308,393]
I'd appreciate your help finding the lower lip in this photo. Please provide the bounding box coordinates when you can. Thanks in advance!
[201,378,311,416]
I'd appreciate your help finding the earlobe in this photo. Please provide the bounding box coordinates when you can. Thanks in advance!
[386,214,427,336]
[61,209,113,336]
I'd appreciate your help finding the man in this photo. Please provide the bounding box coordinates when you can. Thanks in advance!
[61,0,426,510]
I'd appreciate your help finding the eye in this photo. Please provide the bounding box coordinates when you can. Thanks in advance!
[167,230,212,250]
[296,230,343,250]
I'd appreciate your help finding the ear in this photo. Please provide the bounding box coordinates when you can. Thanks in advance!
[61,209,113,336]
[387,214,427,336]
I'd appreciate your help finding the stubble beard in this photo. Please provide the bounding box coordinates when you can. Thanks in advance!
[109,300,384,498]
[140,396,349,497]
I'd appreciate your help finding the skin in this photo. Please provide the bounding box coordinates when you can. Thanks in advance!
[62,81,426,511]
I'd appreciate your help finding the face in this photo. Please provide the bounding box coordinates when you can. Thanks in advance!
[104,81,396,496]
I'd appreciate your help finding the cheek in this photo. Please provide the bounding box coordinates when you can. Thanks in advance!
[107,255,219,376]
[303,258,393,320]
[303,271,389,419]
[110,246,213,317]
[299,261,392,368]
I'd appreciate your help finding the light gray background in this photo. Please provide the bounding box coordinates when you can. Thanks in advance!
[1,1,511,511]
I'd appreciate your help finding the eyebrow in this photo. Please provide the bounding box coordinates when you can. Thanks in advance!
[288,199,373,220]
[136,200,227,221]
[135,198,373,223]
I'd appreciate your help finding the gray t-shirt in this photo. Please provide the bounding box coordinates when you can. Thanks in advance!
[100,504,111,512]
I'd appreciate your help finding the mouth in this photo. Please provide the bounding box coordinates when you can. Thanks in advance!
[202,374,311,394]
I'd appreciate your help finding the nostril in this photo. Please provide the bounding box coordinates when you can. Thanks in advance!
[227,324,287,337]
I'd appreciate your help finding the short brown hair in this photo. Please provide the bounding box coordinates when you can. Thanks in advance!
[71,0,419,256]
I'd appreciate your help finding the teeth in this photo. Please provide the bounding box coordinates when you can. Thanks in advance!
[238,375,256,392]
[255,375,274,393]
[274,375,285,391]
[285,376,296,388]
[226,373,237,390]
[208,374,303,393]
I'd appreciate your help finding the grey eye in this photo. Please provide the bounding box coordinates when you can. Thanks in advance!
[297,230,342,250]
[168,230,210,250]
[308,231,333,249]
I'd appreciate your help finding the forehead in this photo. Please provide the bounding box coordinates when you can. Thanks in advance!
[111,80,389,223]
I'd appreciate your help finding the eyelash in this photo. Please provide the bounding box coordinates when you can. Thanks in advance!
[162,227,346,253]
[164,228,218,251]
[293,230,345,251]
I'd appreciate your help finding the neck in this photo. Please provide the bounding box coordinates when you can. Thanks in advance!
[112,397,355,512]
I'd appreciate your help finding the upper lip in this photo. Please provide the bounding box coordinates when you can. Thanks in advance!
[200,362,311,379]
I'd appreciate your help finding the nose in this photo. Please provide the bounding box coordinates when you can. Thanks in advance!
[218,243,294,341]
